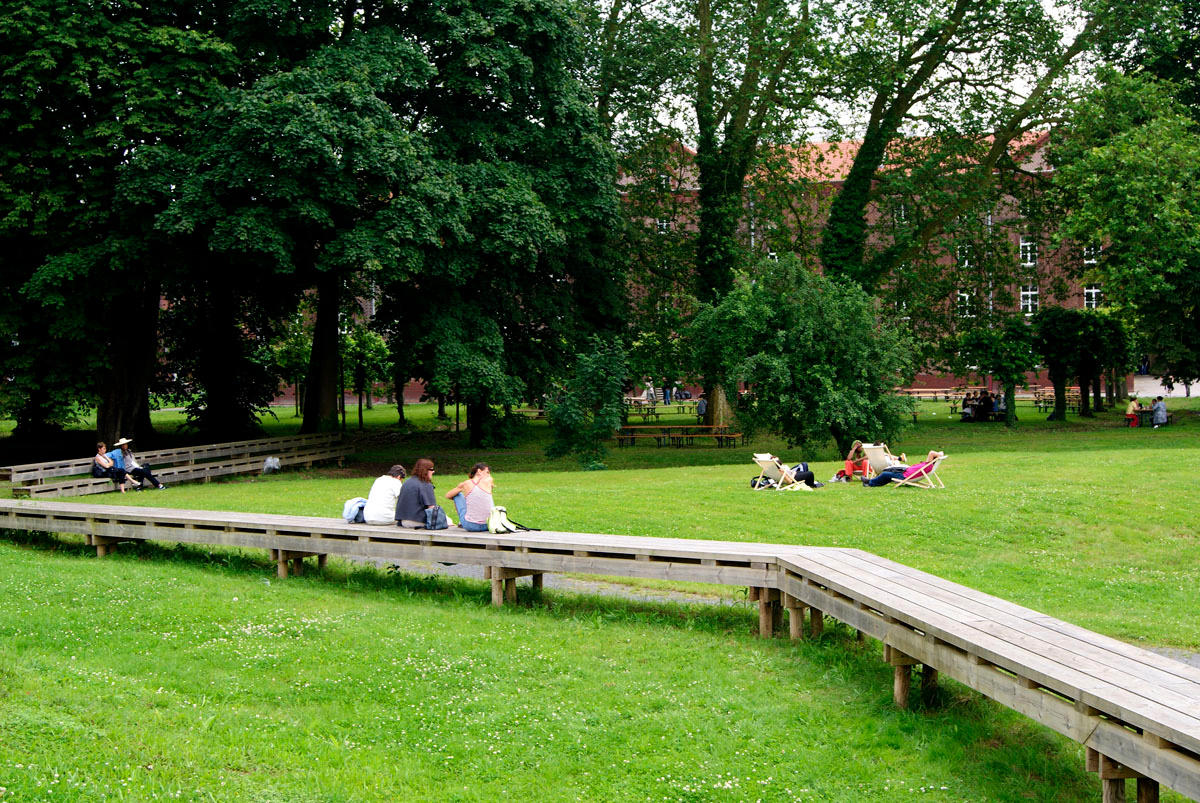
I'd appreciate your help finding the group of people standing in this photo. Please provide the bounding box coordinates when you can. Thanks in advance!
[93,439,166,493]
[358,459,496,530]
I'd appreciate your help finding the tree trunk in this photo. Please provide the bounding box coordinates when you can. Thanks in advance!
[95,280,160,444]
[1092,374,1103,412]
[1077,374,1093,417]
[1048,368,1068,421]
[1004,383,1017,428]
[358,393,364,429]
[300,272,341,433]
[467,399,489,448]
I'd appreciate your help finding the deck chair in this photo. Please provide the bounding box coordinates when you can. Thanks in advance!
[892,454,948,489]
[861,443,907,478]
[751,453,812,491]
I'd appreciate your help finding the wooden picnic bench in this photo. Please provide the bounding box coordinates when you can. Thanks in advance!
[615,425,743,447]
[0,433,351,498]
[1,498,1198,802]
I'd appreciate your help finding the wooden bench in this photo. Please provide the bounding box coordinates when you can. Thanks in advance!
[615,425,743,447]
[1,498,1198,802]
[0,433,351,498]
[512,408,547,420]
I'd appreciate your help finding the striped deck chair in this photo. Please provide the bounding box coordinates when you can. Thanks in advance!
[861,443,907,478]
[893,454,948,489]
[751,453,811,491]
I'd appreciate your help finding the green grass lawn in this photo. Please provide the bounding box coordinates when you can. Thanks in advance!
[1,397,1197,801]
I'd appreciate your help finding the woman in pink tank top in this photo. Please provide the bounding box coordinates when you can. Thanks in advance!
[445,462,495,532]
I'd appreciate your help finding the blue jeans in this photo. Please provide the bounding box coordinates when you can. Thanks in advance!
[865,468,905,487]
[453,495,489,531]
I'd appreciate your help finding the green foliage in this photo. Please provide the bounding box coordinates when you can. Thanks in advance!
[1049,71,1200,387]
[954,317,1038,426]
[547,337,630,468]
[689,257,916,455]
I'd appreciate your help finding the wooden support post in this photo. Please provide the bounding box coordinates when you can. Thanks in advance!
[1136,778,1159,803]
[758,589,780,637]
[885,644,919,710]
[531,572,543,590]
[491,577,504,607]
[809,606,824,638]
[1102,779,1126,803]
[893,665,912,710]
[784,595,806,641]
[276,552,289,579]
[505,577,517,604]
[96,542,108,558]
[290,557,303,576]
[920,664,939,702]
[317,554,328,570]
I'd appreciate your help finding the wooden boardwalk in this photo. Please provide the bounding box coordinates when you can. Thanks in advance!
[0,498,1196,802]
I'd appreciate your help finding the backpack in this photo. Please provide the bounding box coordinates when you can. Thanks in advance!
[750,476,777,489]
[487,506,539,533]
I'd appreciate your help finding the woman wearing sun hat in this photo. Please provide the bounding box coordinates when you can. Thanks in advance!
[115,437,166,490]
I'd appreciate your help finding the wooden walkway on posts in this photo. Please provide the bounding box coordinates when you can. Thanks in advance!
[0,433,351,498]
[0,498,1196,803]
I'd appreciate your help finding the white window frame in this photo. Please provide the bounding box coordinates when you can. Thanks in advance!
[957,290,976,318]
[1020,237,1038,270]
[1084,284,1103,309]
[1020,284,1039,315]
[656,218,670,235]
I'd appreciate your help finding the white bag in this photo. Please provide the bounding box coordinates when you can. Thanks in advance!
[262,456,281,474]
[487,506,519,534]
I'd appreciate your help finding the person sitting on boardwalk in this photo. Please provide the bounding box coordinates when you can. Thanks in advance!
[445,462,494,532]
[92,442,131,493]
[394,458,438,528]
[362,464,405,525]
[116,438,166,489]
[1152,396,1169,428]
[862,450,944,487]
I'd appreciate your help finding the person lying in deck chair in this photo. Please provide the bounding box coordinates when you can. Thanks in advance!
[751,453,824,490]
[862,450,947,488]
[860,443,907,478]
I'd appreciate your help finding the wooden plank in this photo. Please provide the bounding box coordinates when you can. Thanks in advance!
[806,550,1200,736]
[777,552,1200,753]
[841,550,1200,689]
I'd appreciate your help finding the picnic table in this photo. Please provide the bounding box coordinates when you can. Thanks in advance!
[615,425,743,447]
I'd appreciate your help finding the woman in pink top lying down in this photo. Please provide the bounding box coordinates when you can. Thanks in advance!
[861,451,945,487]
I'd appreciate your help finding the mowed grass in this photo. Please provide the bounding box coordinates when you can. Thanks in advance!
[0,397,1197,801]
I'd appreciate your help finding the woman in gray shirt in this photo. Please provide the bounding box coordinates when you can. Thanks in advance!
[394,458,438,528]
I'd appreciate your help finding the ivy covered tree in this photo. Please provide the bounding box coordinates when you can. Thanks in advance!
[1033,306,1090,421]
[689,256,915,456]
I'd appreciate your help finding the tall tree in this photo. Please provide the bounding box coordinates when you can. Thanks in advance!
[818,0,1164,294]
[689,257,915,455]
[1049,73,1200,390]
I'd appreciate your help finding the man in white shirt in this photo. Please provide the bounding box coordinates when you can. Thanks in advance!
[362,465,406,524]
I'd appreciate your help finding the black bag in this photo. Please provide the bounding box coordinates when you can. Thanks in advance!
[424,506,449,530]
[91,464,109,479]
[750,476,777,489]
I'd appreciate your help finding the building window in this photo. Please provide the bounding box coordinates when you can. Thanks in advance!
[656,218,670,235]
[957,244,974,268]
[1020,237,1038,269]
[1020,284,1039,315]
[1083,244,1100,265]
[658,173,671,191]
[767,251,778,261]
[1084,284,1104,309]
[893,203,908,225]
[957,290,976,318]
